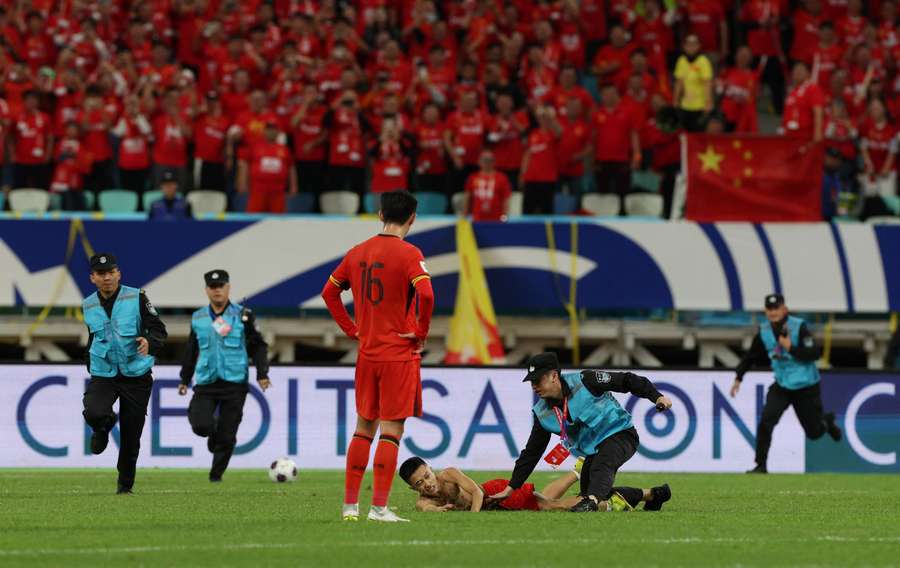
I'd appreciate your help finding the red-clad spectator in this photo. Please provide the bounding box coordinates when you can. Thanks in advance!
[483,62,526,114]
[50,122,91,211]
[408,45,455,112]
[610,0,639,29]
[592,84,642,203]
[215,35,267,91]
[581,0,608,50]
[370,117,413,194]
[240,121,298,213]
[740,0,786,113]
[324,90,370,198]
[859,99,896,179]
[174,0,204,70]
[557,97,592,196]
[822,0,850,20]
[113,95,154,198]
[444,90,487,192]
[324,17,366,60]
[641,94,682,218]
[69,19,109,76]
[558,3,586,70]
[627,49,670,100]
[0,7,22,58]
[791,0,825,64]
[858,24,888,73]
[194,92,231,191]
[837,0,866,47]
[222,69,253,118]
[229,90,280,164]
[152,89,193,188]
[682,0,727,59]
[412,103,448,194]
[368,94,410,137]
[622,73,654,128]
[782,61,825,142]
[141,42,179,92]
[824,99,858,164]
[289,83,328,198]
[486,93,529,191]
[286,13,322,59]
[878,1,899,48]
[4,63,35,119]
[370,40,413,94]
[533,21,562,76]
[591,25,634,87]
[12,90,53,190]
[521,45,557,105]
[125,18,154,70]
[846,44,884,101]
[22,11,55,73]
[810,22,844,89]
[520,105,562,215]
[634,0,675,56]
[248,22,282,63]
[77,87,116,191]
[51,68,85,138]
[465,150,512,222]
[718,46,761,132]
[826,69,865,118]
[545,66,594,119]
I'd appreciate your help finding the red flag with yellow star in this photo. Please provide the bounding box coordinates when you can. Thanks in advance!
[684,134,824,222]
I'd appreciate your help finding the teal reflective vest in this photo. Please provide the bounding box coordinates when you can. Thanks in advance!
[83,285,154,378]
[191,302,249,385]
[760,315,820,390]
[533,372,634,458]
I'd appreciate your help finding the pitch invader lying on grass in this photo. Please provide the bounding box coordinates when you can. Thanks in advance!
[399,456,671,512]
[490,352,674,512]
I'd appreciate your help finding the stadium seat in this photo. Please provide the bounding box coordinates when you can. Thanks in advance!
[83,191,96,211]
[49,193,62,211]
[99,190,139,213]
[142,190,164,212]
[632,170,662,193]
[866,215,900,224]
[286,192,316,214]
[188,190,228,216]
[0,191,5,211]
[553,193,578,215]
[451,192,467,216]
[231,193,249,212]
[582,194,621,216]
[507,192,524,217]
[320,191,359,215]
[9,188,50,213]
[416,191,448,215]
[625,193,664,217]
[363,193,379,214]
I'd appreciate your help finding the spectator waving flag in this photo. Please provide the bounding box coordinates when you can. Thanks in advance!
[684,134,824,222]
[444,220,506,365]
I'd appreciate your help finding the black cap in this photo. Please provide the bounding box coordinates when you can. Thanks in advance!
[204,270,230,286]
[160,170,177,183]
[765,293,785,309]
[90,253,118,272]
[523,352,561,383]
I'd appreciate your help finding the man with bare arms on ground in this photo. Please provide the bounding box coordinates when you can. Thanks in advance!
[398,456,670,512]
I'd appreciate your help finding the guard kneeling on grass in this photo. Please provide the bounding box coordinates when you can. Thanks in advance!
[82,253,167,494]
[489,352,673,512]
[178,270,271,482]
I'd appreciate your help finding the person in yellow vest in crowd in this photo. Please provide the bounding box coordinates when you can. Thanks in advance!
[81,253,168,494]
[178,270,271,482]
[673,34,714,132]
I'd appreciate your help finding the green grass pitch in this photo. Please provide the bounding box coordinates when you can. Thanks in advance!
[1,469,898,567]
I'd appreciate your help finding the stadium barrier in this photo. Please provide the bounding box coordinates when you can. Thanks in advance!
[2,218,900,312]
[3,365,897,473]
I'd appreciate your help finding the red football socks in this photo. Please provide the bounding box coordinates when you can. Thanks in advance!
[372,434,400,507]
[344,432,373,505]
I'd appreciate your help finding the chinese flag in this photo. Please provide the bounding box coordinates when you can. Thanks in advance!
[684,134,824,222]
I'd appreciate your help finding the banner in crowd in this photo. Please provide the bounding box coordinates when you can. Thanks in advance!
[3,365,897,473]
[2,219,900,312]
[684,134,824,222]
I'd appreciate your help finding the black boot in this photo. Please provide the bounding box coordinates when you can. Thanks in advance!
[90,430,109,455]
[746,464,768,474]
[824,412,842,441]
[570,496,599,512]
[116,484,133,495]
[643,484,671,511]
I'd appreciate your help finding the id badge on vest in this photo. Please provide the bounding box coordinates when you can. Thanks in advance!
[544,398,571,468]
[212,316,232,337]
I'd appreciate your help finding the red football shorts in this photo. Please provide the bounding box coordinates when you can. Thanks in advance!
[247,191,286,213]
[481,479,540,511]
[354,356,422,421]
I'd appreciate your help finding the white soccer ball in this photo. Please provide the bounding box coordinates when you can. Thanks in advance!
[268,457,298,483]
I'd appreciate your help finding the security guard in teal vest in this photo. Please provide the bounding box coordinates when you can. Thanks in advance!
[489,352,674,512]
[731,293,842,473]
[82,253,168,494]
[178,270,270,482]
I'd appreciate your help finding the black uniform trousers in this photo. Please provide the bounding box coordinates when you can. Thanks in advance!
[188,380,249,479]
[82,374,153,490]
[756,382,827,467]
[579,427,639,500]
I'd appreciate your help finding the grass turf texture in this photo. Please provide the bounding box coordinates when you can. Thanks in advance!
[1,470,898,567]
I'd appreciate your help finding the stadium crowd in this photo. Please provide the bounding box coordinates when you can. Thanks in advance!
[0,0,897,218]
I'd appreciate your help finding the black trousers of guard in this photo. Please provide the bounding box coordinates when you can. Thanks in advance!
[82,374,153,490]
[579,427,639,500]
[756,382,827,467]
[188,380,249,480]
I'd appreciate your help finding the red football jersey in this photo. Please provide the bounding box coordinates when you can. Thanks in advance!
[465,171,512,221]
[330,235,431,361]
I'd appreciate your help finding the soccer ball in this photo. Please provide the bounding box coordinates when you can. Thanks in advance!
[268,458,298,483]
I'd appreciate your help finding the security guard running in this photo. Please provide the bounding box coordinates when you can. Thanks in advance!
[731,293,842,473]
[82,253,167,494]
[178,270,271,482]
